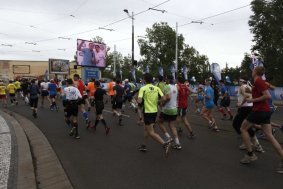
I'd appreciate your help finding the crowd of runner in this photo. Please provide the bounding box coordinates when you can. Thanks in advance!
[0,66,283,173]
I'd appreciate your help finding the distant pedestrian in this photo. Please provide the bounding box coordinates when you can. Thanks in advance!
[219,80,233,120]
[28,79,40,118]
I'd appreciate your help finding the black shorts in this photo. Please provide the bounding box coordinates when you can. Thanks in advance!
[62,100,68,107]
[16,89,22,92]
[49,95,56,99]
[112,99,123,109]
[41,90,49,97]
[65,101,79,117]
[29,97,38,108]
[78,98,86,105]
[95,101,104,115]
[159,112,177,122]
[9,93,15,97]
[144,113,157,125]
[178,108,187,117]
[233,106,255,136]
[124,95,133,102]
[246,111,271,125]
[220,97,230,107]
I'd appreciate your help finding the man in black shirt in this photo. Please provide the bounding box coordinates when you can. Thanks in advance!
[112,79,124,126]
[91,81,110,135]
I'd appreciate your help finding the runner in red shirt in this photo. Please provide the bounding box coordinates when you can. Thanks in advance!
[239,67,283,174]
[176,76,195,138]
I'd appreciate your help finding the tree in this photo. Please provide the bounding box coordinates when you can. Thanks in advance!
[249,0,283,85]
[239,53,253,80]
[138,22,210,82]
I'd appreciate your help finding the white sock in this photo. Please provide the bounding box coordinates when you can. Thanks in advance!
[174,138,180,145]
[165,132,170,139]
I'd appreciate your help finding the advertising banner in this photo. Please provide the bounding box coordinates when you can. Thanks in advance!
[49,59,69,74]
[77,39,107,68]
[82,67,101,83]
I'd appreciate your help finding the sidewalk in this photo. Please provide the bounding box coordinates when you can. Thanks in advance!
[0,109,73,189]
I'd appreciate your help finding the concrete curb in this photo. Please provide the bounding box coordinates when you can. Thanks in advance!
[1,110,37,189]
[2,109,73,189]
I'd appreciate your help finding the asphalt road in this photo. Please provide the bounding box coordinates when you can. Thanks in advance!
[7,97,283,189]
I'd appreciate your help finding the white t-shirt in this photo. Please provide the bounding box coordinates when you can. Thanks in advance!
[94,51,105,67]
[162,84,178,115]
[64,86,82,100]
[40,82,49,90]
[237,84,253,107]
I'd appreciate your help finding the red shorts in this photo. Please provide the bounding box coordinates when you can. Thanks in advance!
[0,95,7,99]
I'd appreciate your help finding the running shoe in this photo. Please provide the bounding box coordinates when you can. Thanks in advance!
[254,144,265,153]
[177,127,183,135]
[74,135,80,139]
[163,140,172,158]
[277,160,283,174]
[240,153,258,164]
[188,132,196,139]
[173,144,182,150]
[212,127,220,132]
[105,127,110,135]
[138,145,147,152]
[69,127,75,136]
[272,128,277,137]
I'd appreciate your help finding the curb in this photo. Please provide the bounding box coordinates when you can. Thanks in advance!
[2,109,73,189]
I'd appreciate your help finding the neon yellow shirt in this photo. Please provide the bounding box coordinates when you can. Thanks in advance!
[14,81,21,89]
[0,86,6,95]
[138,84,163,113]
[7,84,17,94]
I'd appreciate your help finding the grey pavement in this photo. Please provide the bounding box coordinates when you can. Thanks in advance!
[1,97,283,189]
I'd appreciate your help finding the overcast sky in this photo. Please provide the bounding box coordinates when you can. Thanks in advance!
[0,0,253,69]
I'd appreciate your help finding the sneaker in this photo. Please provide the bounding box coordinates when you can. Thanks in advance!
[254,144,265,153]
[212,127,220,132]
[240,153,258,164]
[188,132,196,139]
[209,121,215,129]
[74,135,80,139]
[118,117,123,126]
[69,127,75,136]
[105,127,110,135]
[239,144,247,150]
[177,127,183,135]
[173,144,182,150]
[163,141,172,158]
[276,160,283,174]
[272,128,277,137]
[138,145,147,152]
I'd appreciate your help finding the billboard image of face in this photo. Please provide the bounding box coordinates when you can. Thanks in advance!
[49,59,69,74]
[77,39,107,68]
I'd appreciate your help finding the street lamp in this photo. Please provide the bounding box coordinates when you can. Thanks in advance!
[123,9,134,65]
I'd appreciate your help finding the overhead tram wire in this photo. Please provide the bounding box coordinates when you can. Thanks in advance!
[179,4,251,27]
[3,0,171,53]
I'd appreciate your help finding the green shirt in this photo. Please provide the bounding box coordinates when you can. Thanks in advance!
[138,84,164,113]
[156,81,166,93]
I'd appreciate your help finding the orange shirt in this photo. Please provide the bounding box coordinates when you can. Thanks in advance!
[108,81,115,96]
[87,82,95,96]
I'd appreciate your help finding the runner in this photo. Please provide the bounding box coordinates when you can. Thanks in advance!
[27,79,40,118]
[63,79,82,139]
[232,78,264,152]
[137,73,172,157]
[158,75,181,150]
[90,81,110,135]
[48,79,58,111]
[176,76,195,138]
[239,67,283,174]
[219,80,233,120]
[108,78,116,101]
[73,74,90,126]
[7,80,18,105]
[200,79,220,132]
[112,79,124,126]
[87,78,96,111]
[21,79,29,104]
[14,79,22,99]
[40,80,50,108]
[0,81,7,107]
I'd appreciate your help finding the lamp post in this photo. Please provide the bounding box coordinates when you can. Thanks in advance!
[123,9,134,65]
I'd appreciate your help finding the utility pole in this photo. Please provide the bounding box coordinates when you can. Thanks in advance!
[113,45,116,77]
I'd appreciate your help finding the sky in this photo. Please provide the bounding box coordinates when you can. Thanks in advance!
[0,0,254,69]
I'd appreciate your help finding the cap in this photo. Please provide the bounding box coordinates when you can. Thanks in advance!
[124,79,129,82]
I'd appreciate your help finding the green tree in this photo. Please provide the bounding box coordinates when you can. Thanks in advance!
[249,0,283,85]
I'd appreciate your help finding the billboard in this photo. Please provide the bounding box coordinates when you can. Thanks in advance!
[49,59,69,74]
[82,67,101,83]
[76,39,107,68]
[13,65,30,74]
